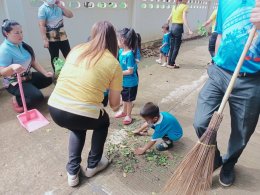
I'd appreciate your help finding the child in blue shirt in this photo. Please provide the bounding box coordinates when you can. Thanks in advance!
[156,24,170,67]
[115,28,139,125]
[134,102,183,155]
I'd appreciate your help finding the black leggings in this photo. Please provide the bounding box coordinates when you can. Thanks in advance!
[48,106,110,175]
[48,40,70,71]
[6,72,52,108]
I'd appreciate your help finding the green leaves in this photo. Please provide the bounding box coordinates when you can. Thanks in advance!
[197,21,208,37]
[145,150,169,166]
[53,57,65,76]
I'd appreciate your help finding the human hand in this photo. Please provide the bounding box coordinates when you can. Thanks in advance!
[251,0,260,29]
[132,129,140,134]
[11,64,25,74]
[43,40,49,48]
[45,71,54,78]
[56,0,64,8]
[188,29,193,35]
[134,147,146,155]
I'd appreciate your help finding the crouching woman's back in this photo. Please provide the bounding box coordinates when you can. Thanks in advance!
[48,21,122,187]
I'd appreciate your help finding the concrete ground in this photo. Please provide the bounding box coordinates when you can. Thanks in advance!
[0,37,260,195]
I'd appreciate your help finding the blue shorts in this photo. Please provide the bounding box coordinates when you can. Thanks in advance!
[160,49,169,57]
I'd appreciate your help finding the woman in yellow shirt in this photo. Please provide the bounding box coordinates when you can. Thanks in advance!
[48,21,123,187]
[167,0,193,68]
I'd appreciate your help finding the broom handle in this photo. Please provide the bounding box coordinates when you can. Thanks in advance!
[217,27,257,115]
[17,73,28,113]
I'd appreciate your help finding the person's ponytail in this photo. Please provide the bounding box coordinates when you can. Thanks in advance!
[22,42,35,62]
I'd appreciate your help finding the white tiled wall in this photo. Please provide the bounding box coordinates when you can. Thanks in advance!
[0,0,217,62]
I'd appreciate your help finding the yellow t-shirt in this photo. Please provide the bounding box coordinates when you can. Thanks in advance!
[48,44,123,119]
[171,4,188,24]
[210,9,218,33]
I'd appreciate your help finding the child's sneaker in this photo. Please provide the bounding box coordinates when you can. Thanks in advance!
[156,59,162,64]
[115,111,127,118]
[161,62,167,67]
[156,140,173,151]
[85,156,110,178]
[123,116,133,125]
[67,170,80,187]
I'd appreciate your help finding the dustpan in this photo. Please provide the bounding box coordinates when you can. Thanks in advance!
[16,73,49,132]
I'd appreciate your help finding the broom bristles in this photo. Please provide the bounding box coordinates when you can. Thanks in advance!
[163,112,223,195]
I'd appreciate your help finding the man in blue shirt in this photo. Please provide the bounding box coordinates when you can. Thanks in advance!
[194,0,260,187]
[38,0,73,71]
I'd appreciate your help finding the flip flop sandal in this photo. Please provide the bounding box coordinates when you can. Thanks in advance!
[166,65,175,69]
[123,117,133,125]
[173,65,180,69]
[12,97,24,113]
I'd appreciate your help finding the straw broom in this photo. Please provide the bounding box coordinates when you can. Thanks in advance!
[163,27,257,195]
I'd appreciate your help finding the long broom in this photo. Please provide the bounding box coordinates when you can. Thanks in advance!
[163,26,257,195]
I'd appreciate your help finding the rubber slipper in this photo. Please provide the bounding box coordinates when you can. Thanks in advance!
[123,117,133,125]
[12,97,24,113]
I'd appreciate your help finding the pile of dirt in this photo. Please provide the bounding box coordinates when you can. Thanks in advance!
[141,46,160,58]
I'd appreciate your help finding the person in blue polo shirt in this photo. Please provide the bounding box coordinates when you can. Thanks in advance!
[134,102,183,155]
[156,23,170,67]
[115,28,139,125]
[0,19,53,113]
[194,0,260,187]
[38,0,73,71]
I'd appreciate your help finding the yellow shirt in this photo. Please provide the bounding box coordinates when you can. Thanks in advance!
[48,44,123,119]
[171,4,188,24]
[210,9,218,33]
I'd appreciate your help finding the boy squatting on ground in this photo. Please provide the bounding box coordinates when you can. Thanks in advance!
[156,24,171,67]
[133,102,183,155]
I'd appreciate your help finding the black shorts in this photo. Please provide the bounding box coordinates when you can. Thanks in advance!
[121,86,138,102]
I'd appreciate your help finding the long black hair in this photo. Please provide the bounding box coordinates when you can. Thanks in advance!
[2,19,35,62]
[136,33,142,51]
[118,28,138,56]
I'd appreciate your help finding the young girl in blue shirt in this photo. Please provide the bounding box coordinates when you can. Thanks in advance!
[115,28,139,125]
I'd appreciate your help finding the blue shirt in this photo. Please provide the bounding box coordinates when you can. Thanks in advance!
[151,112,183,141]
[214,0,260,73]
[104,89,109,96]
[38,3,64,31]
[161,33,170,54]
[0,39,31,87]
[118,49,138,87]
